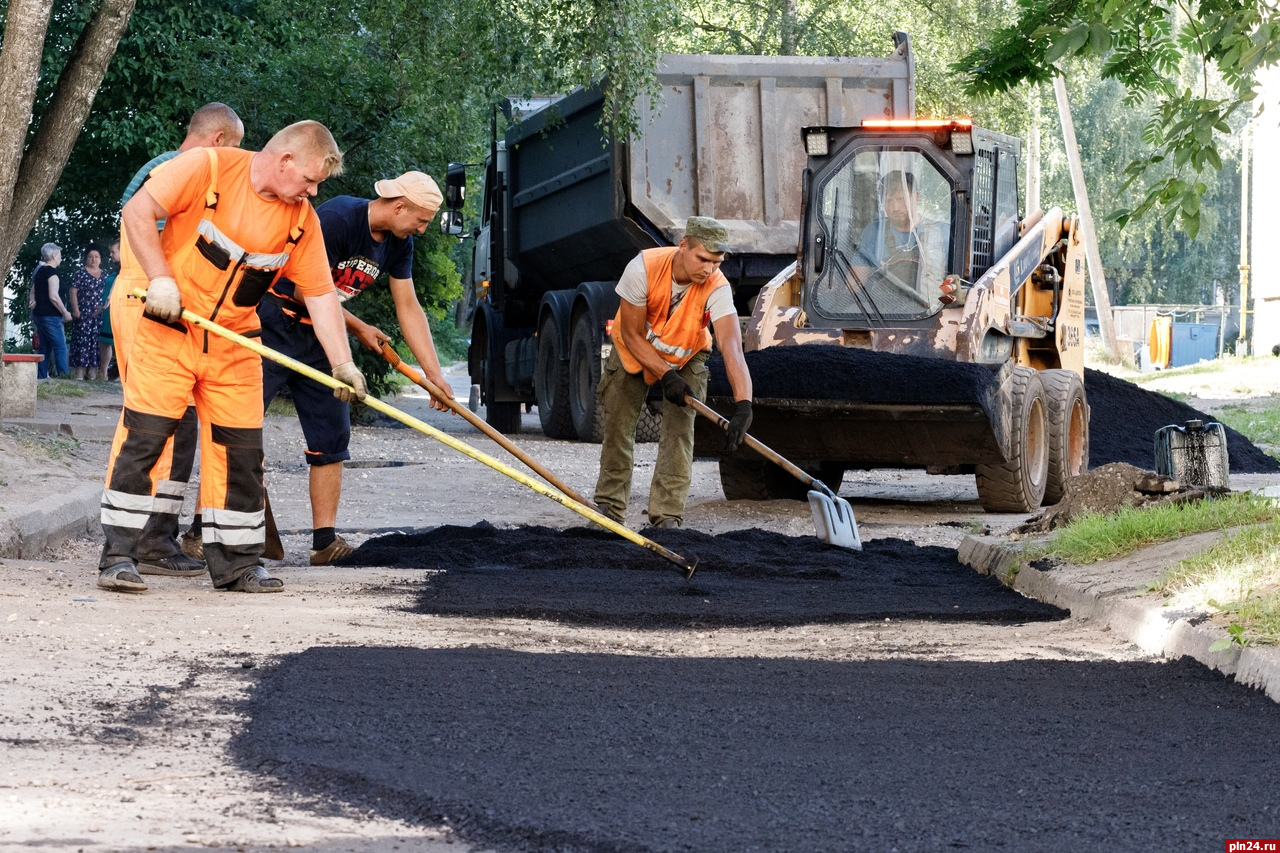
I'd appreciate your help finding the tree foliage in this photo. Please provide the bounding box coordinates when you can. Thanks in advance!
[956,0,1280,237]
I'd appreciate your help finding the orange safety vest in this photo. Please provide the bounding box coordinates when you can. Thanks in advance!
[613,247,727,384]
[160,148,309,335]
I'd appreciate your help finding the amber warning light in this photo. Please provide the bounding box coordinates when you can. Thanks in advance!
[862,118,974,154]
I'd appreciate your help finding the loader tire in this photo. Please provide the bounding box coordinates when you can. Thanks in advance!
[1040,369,1089,505]
[975,366,1048,513]
[536,316,577,439]
[719,457,842,502]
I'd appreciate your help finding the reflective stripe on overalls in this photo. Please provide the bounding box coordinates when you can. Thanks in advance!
[612,247,722,385]
[100,149,311,586]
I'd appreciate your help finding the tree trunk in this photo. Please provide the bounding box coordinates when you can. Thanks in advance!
[0,0,138,277]
[0,0,56,426]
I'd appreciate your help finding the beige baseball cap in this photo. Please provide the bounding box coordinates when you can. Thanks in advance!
[374,171,443,212]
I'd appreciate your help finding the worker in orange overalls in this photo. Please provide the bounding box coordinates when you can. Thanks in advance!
[110,103,245,578]
[593,216,754,529]
[98,120,366,595]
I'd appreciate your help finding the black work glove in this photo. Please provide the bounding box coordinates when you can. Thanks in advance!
[724,400,753,452]
[659,369,692,406]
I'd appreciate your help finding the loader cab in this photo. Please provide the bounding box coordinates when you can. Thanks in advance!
[799,119,1021,329]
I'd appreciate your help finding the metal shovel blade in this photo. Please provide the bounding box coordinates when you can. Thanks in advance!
[807,490,862,551]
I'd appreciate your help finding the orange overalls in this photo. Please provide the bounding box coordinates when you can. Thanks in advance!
[100,148,312,587]
[110,157,199,559]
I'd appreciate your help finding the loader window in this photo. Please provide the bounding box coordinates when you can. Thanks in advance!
[810,148,952,323]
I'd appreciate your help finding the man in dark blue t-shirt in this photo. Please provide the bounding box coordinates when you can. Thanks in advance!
[260,171,455,565]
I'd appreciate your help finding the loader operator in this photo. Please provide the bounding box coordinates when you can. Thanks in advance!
[594,216,754,529]
[98,120,367,595]
[852,170,948,309]
[259,171,455,566]
[110,102,245,577]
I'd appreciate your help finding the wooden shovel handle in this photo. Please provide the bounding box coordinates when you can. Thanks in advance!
[685,395,833,498]
[379,344,601,512]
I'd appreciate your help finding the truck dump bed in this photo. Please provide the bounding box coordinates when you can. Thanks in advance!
[503,45,915,298]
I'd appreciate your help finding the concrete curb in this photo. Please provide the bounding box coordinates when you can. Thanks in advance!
[0,483,102,559]
[958,534,1280,703]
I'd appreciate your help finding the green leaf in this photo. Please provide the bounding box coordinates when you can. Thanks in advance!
[1181,209,1201,239]
[1209,637,1234,652]
[1090,23,1111,54]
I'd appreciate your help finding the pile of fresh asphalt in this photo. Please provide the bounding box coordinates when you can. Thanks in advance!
[337,523,1065,627]
[1083,367,1278,473]
[233,649,1280,853]
[706,348,1278,473]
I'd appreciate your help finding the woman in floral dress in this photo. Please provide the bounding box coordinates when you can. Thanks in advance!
[69,244,108,380]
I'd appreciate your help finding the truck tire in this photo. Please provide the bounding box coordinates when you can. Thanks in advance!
[1040,369,1089,505]
[486,400,523,434]
[975,366,1048,513]
[636,397,662,443]
[569,312,605,442]
[719,457,843,502]
[569,312,663,444]
[535,316,576,439]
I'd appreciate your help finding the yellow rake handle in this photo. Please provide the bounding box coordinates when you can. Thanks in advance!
[379,343,601,512]
[132,289,695,579]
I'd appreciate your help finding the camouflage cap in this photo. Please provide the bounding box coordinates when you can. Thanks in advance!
[684,216,731,254]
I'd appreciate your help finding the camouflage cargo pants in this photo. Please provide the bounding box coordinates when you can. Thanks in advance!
[593,348,709,526]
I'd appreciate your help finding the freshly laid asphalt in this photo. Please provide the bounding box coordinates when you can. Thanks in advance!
[339,524,1067,627]
[234,647,1280,853]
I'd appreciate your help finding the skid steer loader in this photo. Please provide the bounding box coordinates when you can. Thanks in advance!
[693,118,1090,512]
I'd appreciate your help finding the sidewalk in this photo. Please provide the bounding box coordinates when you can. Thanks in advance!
[958,525,1280,703]
[0,382,119,558]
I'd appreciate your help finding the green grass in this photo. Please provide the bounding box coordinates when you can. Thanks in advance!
[1214,401,1280,458]
[1047,493,1280,565]
[1130,361,1226,384]
[1153,519,1280,645]
[4,426,81,460]
[36,378,88,399]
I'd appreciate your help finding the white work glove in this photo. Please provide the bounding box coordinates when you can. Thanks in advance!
[144,276,183,322]
[331,361,367,404]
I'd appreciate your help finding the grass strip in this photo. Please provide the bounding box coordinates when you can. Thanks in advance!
[1154,519,1280,645]
[1214,401,1280,459]
[1048,493,1279,565]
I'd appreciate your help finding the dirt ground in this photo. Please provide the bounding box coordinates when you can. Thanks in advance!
[3,363,1279,851]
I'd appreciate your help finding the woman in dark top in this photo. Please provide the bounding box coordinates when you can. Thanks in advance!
[29,242,72,379]
[69,243,108,380]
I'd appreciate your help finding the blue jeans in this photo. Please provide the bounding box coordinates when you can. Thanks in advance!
[33,314,69,378]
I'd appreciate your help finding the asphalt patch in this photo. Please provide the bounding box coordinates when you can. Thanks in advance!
[234,648,1280,853]
[706,349,1278,474]
[338,523,1064,627]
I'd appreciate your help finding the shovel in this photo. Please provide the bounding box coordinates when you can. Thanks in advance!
[136,290,697,579]
[686,396,861,551]
[378,343,601,512]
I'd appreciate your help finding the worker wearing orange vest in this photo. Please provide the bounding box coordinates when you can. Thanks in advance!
[99,121,367,595]
[594,217,755,528]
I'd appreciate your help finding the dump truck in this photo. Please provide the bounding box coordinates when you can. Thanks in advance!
[448,39,917,440]
[692,118,1090,512]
